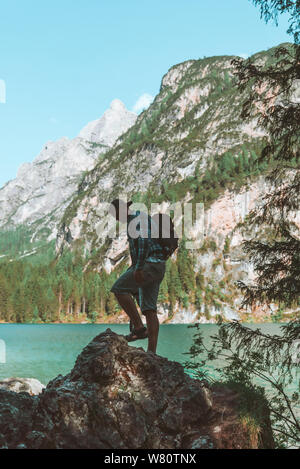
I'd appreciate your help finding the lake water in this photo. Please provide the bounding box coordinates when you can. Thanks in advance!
[0,323,287,386]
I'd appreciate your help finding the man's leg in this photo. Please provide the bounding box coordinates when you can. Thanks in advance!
[144,310,159,353]
[111,267,144,332]
[114,293,144,331]
[140,262,166,354]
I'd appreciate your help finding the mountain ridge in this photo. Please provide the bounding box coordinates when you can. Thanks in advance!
[0,100,137,249]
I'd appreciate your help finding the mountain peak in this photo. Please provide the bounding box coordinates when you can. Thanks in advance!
[78,100,137,147]
[0,100,137,230]
[109,99,127,112]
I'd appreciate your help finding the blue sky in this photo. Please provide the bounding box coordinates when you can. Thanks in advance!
[0,0,291,188]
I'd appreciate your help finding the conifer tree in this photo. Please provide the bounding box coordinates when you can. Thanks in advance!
[232,2,300,308]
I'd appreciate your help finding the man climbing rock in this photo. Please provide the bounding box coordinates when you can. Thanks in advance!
[109,199,168,354]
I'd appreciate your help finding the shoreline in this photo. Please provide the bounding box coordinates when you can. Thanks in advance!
[0,319,289,325]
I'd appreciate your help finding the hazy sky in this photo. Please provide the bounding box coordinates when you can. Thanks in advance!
[0,0,291,188]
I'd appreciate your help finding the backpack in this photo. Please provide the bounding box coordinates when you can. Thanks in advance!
[152,213,179,260]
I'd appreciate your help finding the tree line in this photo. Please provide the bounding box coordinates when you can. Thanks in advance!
[0,241,221,323]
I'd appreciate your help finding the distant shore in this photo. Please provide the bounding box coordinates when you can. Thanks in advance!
[0,318,291,325]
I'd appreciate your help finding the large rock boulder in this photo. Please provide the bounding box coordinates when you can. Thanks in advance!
[0,329,274,449]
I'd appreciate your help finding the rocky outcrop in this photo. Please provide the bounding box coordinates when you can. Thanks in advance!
[0,330,274,449]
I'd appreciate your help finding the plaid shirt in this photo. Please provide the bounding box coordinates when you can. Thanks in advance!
[127,211,165,271]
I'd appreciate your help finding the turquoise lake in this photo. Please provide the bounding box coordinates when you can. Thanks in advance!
[0,323,286,386]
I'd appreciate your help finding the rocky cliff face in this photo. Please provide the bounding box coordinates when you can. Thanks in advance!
[0,330,274,449]
[0,100,136,246]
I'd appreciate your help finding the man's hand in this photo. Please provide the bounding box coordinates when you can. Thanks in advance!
[134,269,144,284]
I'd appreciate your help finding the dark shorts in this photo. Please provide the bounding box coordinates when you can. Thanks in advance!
[110,261,166,314]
